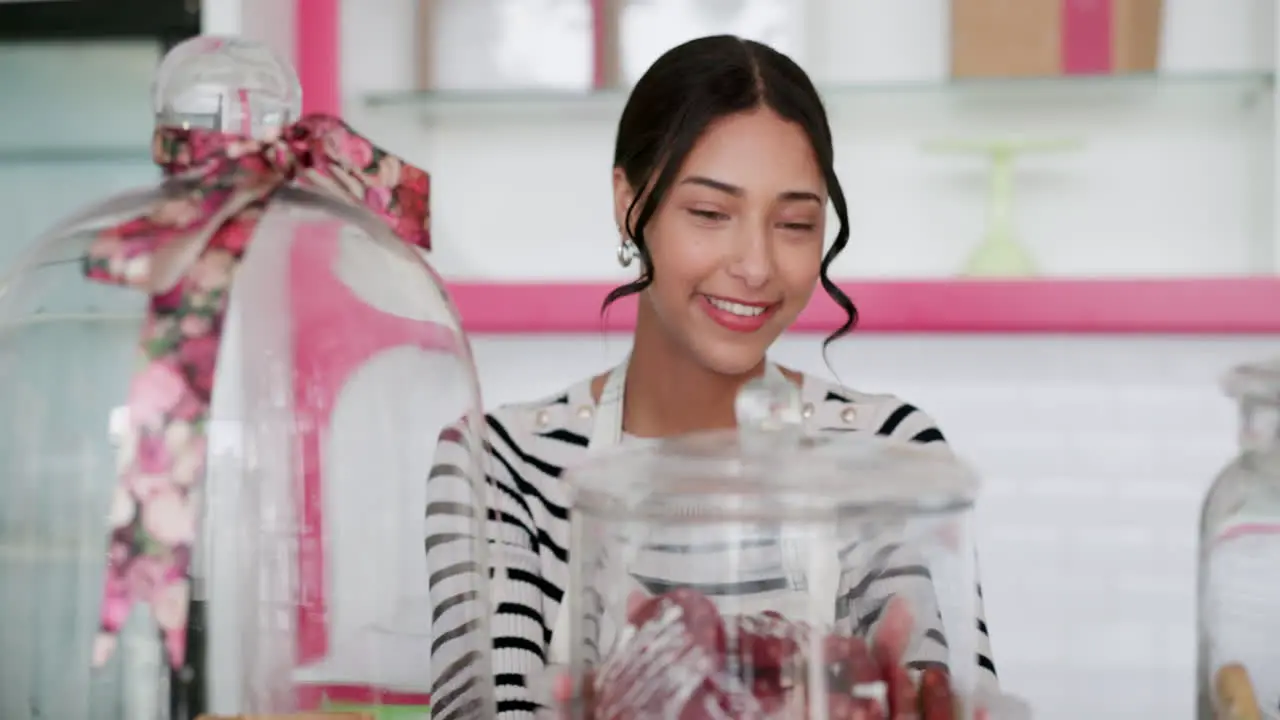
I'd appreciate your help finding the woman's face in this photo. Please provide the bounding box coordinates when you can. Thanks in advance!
[614,106,827,376]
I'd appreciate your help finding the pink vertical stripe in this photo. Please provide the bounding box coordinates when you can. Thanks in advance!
[290,223,335,664]
[236,88,252,135]
[1062,0,1113,75]
[294,0,342,115]
[297,683,432,710]
[290,0,343,668]
[590,0,607,89]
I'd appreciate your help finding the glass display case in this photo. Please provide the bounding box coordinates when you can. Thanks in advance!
[0,35,493,719]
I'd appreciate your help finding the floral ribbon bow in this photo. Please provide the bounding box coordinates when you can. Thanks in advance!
[85,115,432,669]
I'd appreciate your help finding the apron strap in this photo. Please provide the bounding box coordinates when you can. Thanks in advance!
[588,357,629,449]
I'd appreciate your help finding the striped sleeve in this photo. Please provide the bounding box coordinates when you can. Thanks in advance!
[426,416,551,720]
[844,400,998,690]
[873,399,949,447]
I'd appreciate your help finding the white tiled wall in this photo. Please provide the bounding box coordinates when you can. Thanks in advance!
[469,332,1276,720]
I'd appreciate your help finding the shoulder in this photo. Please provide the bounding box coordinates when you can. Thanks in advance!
[800,372,949,449]
[478,376,598,467]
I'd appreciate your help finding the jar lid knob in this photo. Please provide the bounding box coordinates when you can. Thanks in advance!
[735,369,803,450]
[153,36,302,139]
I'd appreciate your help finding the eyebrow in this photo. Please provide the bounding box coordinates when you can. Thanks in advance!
[680,175,822,204]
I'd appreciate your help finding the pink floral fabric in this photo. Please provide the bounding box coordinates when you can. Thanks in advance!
[83,115,432,669]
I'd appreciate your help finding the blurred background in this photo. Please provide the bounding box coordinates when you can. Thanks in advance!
[2,0,1279,718]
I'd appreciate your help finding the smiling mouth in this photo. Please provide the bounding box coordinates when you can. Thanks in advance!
[703,295,779,317]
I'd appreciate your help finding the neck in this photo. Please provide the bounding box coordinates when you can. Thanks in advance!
[622,301,767,438]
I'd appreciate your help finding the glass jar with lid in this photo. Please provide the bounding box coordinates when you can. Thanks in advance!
[0,35,494,719]
[1197,358,1280,720]
[554,375,1026,720]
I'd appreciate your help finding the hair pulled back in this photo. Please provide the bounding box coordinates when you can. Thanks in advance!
[603,35,857,348]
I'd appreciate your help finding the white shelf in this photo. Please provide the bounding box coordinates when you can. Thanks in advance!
[363,72,1274,125]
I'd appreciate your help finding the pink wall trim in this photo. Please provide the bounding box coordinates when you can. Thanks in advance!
[288,0,341,675]
[297,683,432,710]
[293,0,341,116]
[590,0,607,89]
[445,278,1280,335]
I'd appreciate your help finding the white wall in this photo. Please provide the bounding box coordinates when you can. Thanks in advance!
[333,2,1280,719]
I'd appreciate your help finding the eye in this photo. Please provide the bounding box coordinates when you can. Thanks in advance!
[688,209,730,222]
[779,222,816,231]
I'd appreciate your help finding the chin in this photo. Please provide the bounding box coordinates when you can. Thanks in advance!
[691,340,772,378]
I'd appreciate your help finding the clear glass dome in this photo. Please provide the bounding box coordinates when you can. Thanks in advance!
[557,377,1024,720]
[0,37,493,720]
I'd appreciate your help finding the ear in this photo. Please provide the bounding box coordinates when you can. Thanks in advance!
[611,167,635,239]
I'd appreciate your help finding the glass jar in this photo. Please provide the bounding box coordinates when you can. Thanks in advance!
[0,36,493,719]
[1197,359,1280,720]
[556,375,1016,720]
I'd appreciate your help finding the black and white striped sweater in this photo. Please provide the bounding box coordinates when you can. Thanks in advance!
[425,372,997,719]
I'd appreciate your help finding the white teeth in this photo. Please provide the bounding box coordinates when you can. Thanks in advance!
[706,296,766,317]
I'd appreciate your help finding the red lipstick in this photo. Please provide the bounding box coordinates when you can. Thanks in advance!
[699,294,779,333]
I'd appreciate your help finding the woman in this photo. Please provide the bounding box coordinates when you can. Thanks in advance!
[426,35,997,718]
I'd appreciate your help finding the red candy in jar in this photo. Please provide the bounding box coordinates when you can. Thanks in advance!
[830,693,887,720]
[673,679,735,720]
[595,589,962,720]
[625,588,728,662]
[730,612,802,674]
[791,692,884,720]
[594,589,728,719]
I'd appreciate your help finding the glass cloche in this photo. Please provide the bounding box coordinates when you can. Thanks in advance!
[553,375,1027,720]
[1197,359,1280,720]
[0,36,494,719]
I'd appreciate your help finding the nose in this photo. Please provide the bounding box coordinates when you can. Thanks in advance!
[726,223,773,290]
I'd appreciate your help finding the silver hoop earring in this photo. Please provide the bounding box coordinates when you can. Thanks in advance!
[616,238,638,268]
